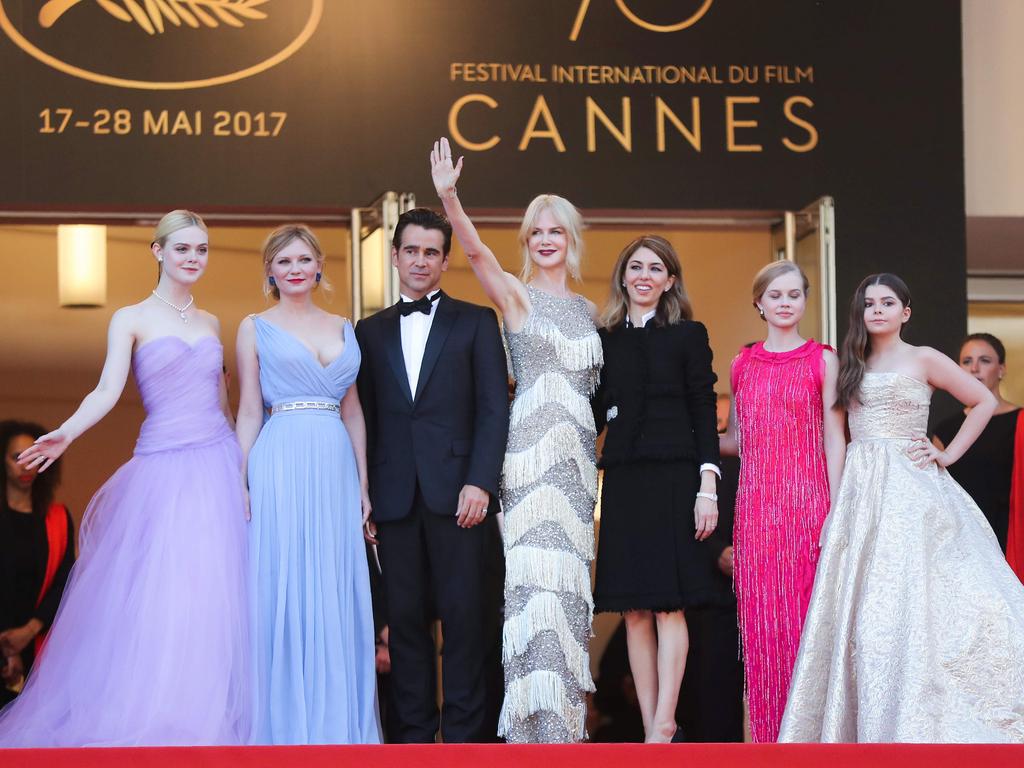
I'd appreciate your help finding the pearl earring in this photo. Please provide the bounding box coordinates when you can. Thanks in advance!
[757,306,765,319]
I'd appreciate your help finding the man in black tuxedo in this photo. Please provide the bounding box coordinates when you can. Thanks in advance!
[355,208,508,743]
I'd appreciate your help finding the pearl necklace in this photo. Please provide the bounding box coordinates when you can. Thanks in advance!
[151,290,194,324]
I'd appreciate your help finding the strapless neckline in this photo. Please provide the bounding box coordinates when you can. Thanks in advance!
[136,335,221,356]
[863,370,931,391]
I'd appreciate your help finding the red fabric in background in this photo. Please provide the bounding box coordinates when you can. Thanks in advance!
[3,744,1024,768]
[32,503,69,657]
[1006,411,1024,582]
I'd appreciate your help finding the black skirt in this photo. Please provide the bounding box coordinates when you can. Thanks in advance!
[593,459,721,613]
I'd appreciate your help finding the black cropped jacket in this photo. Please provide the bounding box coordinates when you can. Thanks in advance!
[593,320,720,469]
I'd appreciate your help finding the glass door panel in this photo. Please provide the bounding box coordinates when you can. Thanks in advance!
[769,196,836,347]
[351,191,416,320]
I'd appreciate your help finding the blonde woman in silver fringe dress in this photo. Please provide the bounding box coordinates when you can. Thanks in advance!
[431,138,602,743]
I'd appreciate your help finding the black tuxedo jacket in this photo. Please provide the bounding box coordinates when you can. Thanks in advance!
[355,292,509,522]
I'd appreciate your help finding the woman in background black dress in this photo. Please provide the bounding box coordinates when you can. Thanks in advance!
[592,235,720,743]
[933,333,1022,579]
[0,421,74,704]
[676,395,744,743]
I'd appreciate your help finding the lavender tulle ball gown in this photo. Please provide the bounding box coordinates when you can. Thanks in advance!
[0,336,251,747]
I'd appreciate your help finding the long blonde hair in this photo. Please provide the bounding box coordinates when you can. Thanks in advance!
[261,224,332,300]
[517,195,585,282]
[599,235,693,329]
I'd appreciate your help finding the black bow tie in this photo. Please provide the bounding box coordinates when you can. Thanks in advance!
[398,292,440,317]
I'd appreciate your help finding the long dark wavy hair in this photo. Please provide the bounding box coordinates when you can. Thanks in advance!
[1,420,62,517]
[836,273,913,409]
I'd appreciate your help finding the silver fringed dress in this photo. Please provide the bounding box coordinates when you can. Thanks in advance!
[779,372,1024,742]
[497,286,603,743]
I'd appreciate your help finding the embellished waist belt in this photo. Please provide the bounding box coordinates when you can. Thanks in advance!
[270,399,340,416]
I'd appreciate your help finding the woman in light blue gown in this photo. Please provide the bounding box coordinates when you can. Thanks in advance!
[236,224,380,745]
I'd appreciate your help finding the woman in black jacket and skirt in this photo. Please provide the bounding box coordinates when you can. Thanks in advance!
[592,235,720,743]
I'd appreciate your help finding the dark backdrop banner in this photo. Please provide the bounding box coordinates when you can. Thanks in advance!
[0,0,966,359]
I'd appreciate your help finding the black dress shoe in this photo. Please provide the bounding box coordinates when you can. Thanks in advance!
[671,725,686,743]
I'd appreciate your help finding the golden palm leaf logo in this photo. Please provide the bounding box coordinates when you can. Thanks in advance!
[39,0,270,35]
[0,0,321,89]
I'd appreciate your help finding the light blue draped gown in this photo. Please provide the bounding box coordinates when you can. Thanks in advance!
[247,316,380,744]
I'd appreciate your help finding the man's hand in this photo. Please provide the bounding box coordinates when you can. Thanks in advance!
[456,484,490,528]
[375,626,391,675]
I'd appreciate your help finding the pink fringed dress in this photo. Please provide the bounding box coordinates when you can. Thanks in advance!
[731,339,831,743]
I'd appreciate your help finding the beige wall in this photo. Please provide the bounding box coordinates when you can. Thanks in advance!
[963,0,1024,217]
[3,220,769,684]
[962,0,1024,414]
[1,222,770,528]
[968,302,1024,406]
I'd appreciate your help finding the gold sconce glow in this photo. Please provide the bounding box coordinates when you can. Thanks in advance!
[58,224,107,307]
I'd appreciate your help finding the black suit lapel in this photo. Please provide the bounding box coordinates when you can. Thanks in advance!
[383,305,414,405]
[415,292,457,402]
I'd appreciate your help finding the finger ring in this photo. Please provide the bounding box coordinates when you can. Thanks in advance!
[482,508,488,514]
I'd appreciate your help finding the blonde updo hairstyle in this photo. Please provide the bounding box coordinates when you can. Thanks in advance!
[151,209,208,283]
[751,260,809,320]
[517,194,585,282]
[261,223,332,300]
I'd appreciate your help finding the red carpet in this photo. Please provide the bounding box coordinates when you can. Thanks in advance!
[3,743,1023,768]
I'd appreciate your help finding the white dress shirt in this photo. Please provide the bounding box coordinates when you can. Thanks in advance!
[399,290,440,396]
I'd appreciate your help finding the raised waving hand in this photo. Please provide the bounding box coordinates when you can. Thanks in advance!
[430,138,463,199]
[428,137,530,329]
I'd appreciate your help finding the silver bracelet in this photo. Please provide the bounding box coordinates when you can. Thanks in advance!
[695,491,718,502]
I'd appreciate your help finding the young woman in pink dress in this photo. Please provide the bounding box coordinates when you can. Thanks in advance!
[720,261,846,743]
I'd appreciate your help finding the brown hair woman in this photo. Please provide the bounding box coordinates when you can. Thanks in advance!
[591,235,720,742]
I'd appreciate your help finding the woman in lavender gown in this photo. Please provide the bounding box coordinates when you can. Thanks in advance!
[0,210,251,747]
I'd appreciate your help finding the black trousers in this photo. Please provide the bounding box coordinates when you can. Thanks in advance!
[376,486,502,743]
